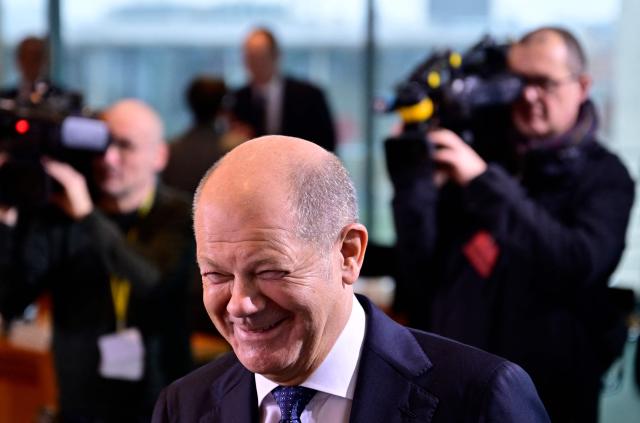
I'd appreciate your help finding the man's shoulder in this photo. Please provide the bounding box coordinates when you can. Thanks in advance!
[283,76,324,96]
[580,139,634,188]
[361,296,518,384]
[589,138,631,166]
[412,330,549,421]
[231,84,252,99]
[139,185,193,236]
[357,297,548,421]
[0,85,18,98]
[152,185,192,215]
[410,328,513,378]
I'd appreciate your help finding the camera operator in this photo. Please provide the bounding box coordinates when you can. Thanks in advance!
[390,27,635,423]
[0,99,195,422]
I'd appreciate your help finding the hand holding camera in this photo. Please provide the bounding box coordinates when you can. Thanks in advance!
[429,128,487,186]
[41,157,93,220]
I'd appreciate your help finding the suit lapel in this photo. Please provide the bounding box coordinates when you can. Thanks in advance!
[196,297,438,423]
[350,296,439,422]
[199,366,260,423]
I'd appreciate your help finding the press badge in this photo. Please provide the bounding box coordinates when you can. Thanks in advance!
[98,327,145,381]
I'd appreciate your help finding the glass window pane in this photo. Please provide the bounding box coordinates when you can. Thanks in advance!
[61,0,368,212]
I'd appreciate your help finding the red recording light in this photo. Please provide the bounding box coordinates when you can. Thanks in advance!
[15,119,30,134]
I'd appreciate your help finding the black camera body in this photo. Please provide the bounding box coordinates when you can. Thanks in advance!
[384,36,523,176]
[0,92,110,207]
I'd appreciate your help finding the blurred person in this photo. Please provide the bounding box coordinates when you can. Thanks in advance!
[152,135,549,423]
[163,75,247,337]
[389,27,635,423]
[230,27,336,151]
[0,35,82,111]
[0,99,194,422]
[163,75,247,195]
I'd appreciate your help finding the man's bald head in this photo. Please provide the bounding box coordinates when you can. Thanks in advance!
[194,136,358,247]
[102,99,165,146]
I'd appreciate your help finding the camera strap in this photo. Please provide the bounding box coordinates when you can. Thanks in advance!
[109,188,156,332]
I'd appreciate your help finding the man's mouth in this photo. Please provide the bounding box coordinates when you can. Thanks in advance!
[233,317,288,339]
[248,317,286,332]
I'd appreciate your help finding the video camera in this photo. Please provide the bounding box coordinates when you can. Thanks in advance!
[382,36,523,175]
[0,91,110,207]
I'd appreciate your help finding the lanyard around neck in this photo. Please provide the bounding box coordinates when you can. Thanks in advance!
[109,188,155,331]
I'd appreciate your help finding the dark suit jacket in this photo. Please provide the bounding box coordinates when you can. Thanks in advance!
[152,295,549,422]
[231,76,336,152]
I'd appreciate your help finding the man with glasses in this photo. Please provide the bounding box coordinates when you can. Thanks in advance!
[390,26,634,422]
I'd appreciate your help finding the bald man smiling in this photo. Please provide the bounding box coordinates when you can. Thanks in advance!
[153,135,549,423]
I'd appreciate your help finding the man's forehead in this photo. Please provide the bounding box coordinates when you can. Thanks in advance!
[196,224,295,247]
[510,36,570,74]
[107,114,161,147]
[195,227,301,274]
[197,178,292,223]
[194,194,299,258]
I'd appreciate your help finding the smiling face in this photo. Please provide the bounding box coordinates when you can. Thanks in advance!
[193,137,360,385]
[508,30,590,140]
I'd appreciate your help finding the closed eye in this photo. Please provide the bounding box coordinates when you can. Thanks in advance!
[257,270,287,280]
[202,272,232,285]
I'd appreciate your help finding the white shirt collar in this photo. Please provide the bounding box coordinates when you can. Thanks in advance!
[255,295,366,405]
[253,75,283,97]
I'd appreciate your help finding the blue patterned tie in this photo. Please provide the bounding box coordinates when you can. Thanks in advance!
[272,385,317,423]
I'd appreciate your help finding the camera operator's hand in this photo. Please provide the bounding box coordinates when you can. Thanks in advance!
[429,129,487,186]
[42,158,94,220]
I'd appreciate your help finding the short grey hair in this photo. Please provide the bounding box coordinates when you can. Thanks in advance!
[520,26,588,75]
[193,152,359,247]
[289,153,359,247]
[193,156,224,222]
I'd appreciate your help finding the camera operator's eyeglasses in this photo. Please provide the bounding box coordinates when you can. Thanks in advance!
[519,74,578,93]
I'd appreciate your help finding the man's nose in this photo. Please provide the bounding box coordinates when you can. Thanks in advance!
[521,84,541,103]
[226,277,265,318]
[102,144,120,166]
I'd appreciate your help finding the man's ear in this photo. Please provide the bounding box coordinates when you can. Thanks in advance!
[154,141,169,172]
[338,223,368,286]
[577,74,592,103]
